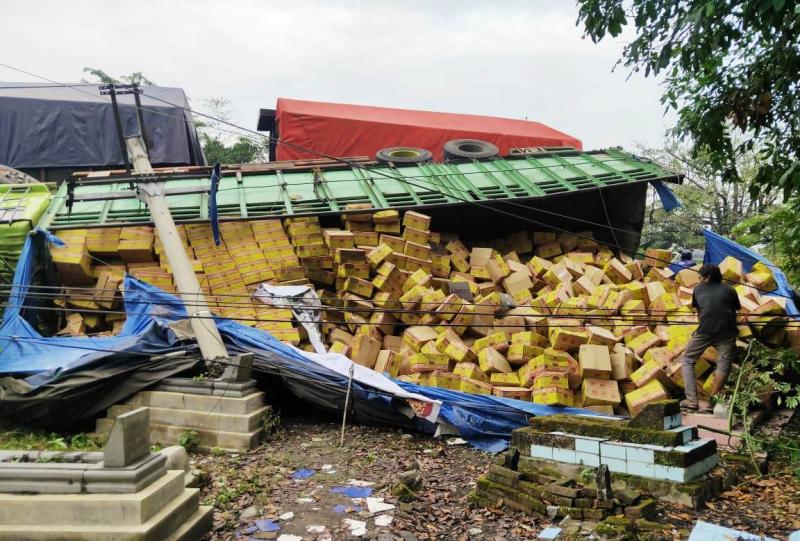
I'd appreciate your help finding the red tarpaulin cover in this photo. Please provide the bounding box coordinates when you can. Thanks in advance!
[274,98,582,162]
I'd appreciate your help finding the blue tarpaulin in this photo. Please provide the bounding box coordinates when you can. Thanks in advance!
[702,229,798,316]
[651,180,682,212]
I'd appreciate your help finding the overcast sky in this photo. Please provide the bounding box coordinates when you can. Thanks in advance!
[3,0,674,151]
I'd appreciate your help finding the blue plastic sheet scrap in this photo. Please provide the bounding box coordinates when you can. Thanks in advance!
[255,519,280,532]
[291,468,315,480]
[330,486,373,498]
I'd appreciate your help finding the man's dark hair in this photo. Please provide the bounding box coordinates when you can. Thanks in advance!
[681,249,693,261]
[699,264,722,283]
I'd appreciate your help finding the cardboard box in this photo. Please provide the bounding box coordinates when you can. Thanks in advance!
[478,347,512,374]
[403,326,439,351]
[490,372,521,386]
[581,378,621,406]
[531,387,573,406]
[459,377,493,395]
[624,379,668,415]
[644,248,671,268]
[551,329,589,352]
[492,386,532,400]
[534,371,570,390]
[578,344,612,378]
[453,362,488,382]
[402,211,431,231]
[373,210,400,223]
[609,344,635,381]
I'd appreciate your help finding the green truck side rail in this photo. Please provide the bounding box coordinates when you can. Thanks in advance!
[38,148,680,230]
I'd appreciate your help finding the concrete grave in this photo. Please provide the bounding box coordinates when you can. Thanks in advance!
[0,409,212,540]
[220,353,254,383]
[92,376,269,452]
[104,407,150,468]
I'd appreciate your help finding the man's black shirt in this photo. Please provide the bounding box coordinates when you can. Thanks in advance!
[691,281,741,338]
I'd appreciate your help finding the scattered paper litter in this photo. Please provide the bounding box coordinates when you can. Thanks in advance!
[374,515,393,527]
[321,464,333,471]
[348,479,376,487]
[343,519,367,536]
[366,497,396,514]
[279,512,294,521]
[277,535,303,541]
[446,438,467,445]
[295,497,314,504]
[307,525,326,533]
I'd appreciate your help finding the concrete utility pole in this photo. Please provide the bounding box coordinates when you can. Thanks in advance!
[126,137,229,361]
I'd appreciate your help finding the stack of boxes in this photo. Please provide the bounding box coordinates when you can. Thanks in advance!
[45,208,793,417]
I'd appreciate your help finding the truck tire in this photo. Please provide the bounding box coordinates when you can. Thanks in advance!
[375,147,433,164]
[443,139,499,161]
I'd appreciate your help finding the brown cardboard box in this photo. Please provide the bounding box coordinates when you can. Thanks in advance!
[582,378,621,406]
[478,347,512,374]
[586,326,617,348]
[609,344,635,381]
[402,211,431,231]
[351,334,381,368]
[578,344,612,378]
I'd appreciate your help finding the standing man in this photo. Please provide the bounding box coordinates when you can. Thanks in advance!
[680,264,741,411]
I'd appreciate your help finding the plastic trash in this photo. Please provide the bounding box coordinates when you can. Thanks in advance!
[330,486,374,498]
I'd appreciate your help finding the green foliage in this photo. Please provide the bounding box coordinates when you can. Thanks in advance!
[732,196,800,285]
[0,428,101,451]
[202,135,267,165]
[728,342,800,468]
[179,430,199,452]
[576,0,800,195]
[82,67,156,86]
[640,141,777,250]
[260,409,281,439]
[197,97,267,165]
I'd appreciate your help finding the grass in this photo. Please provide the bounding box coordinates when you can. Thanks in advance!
[0,425,102,452]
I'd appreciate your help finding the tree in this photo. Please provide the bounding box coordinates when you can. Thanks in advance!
[82,67,156,86]
[576,1,800,196]
[640,141,777,250]
[196,97,267,165]
[732,199,800,284]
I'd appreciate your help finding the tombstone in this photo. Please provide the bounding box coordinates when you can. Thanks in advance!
[596,464,612,501]
[221,353,254,383]
[103,407,151,468]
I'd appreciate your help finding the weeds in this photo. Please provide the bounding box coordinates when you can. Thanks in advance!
[179,430,200,453]
[261,409,281,438]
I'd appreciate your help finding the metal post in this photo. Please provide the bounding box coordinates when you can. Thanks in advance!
[104,84,132,175]
[131,84,150,153]
[137,181,229,361]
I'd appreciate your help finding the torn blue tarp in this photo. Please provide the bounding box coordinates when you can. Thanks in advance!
[651,179,682,211]
[702,229,798,315]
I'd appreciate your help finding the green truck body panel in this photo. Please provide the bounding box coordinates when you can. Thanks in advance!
[38,149,678,230]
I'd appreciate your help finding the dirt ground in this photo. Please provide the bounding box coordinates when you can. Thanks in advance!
[193,413,800,541]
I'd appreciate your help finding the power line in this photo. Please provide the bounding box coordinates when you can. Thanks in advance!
[1,62,793,301]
